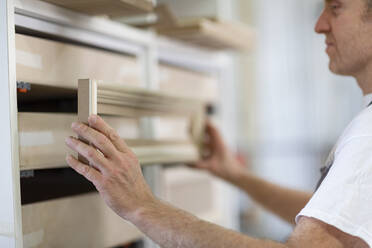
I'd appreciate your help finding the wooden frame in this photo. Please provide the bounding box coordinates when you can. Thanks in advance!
[39,0,155,17]
[78,78,206,165]
[0,1,235,247]
[0,0,23,247]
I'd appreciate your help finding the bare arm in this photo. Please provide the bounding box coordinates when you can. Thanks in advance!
[65,115,368,248]
[131,201,367,248]
[192,122,311,224]
[131,199,287,248]
[230,171,312,224]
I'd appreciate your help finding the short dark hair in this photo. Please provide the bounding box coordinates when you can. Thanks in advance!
[368,0,372,10]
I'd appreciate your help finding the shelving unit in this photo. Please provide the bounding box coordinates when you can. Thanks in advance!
[1,0,237,247]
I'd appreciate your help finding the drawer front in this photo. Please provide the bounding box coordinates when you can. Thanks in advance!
[159,64,219,102]
[163,167,215,218]
[152,116,191,141]
[18,113,140,170]
[22,193,142,248]
[16,34,141,88]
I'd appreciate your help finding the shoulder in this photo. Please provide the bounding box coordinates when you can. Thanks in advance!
[335,107,372,152]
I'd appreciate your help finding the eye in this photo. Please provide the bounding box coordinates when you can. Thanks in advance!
[330,4,340,10]
[328,2,342,15]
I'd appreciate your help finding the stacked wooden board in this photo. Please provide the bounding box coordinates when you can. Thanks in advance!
[40,0,155,17]
[16,33,141,88]
[157,18,254,51]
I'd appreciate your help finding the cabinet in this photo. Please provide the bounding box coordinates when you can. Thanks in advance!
[1,0,236,247]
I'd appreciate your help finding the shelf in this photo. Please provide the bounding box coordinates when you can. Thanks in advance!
[157,19,254,51]
[39,0,155,17]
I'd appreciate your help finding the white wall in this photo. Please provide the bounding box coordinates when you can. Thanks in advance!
[237,0,363,241]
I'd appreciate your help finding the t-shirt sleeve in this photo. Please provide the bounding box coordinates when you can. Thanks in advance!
[296,136,372,246]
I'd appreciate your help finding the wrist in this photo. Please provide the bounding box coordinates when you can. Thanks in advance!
[225,165,251,186]
[222,160,246,183]
[126,197,164,226]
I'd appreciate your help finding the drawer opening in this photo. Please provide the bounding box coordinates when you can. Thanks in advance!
[20,167,96,205]
[20,166,149,205]
[17,83,77,113]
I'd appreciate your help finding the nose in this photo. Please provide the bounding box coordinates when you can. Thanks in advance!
[315,9,331,34]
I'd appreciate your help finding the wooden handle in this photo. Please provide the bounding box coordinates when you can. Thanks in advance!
[78,79,97,164]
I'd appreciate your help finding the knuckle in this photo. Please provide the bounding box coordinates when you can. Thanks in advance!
[97,135,107,146]
[82,165,91,175]
[86,148,96,159]
[117,155,128,166]
[108,129,120,141]
[77,123,87,132]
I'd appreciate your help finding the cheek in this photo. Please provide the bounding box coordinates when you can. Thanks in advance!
[333,22,364,56]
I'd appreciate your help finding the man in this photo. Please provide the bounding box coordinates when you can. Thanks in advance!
[65,0,372,247]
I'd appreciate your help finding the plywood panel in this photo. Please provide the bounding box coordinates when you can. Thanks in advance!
[159,64,219,103]
[157,19,254,51]
[40,0,154,17]
[163,167,215,218]
[16,34,141,89]
[22,193,142,248]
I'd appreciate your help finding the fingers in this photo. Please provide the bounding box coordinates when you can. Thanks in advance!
[88,115,129,153]
[204,121,226,152]
[188,161,209,170]
[66,154,102,185]
[65,136,109,173]
[71,122,118,158]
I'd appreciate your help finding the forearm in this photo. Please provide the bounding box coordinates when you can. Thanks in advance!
[129,199,287,248]
[227,170,312,224]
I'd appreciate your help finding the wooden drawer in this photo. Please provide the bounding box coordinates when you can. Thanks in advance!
[22,193,142,248]
[18,113,140,170]
[159,64,219,103]
[16,34,141,89]
[163,167,216,219]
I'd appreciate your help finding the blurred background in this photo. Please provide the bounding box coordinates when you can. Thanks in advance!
[225,0,363,241]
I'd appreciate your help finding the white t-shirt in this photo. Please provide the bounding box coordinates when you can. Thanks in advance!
[296,94,372,246]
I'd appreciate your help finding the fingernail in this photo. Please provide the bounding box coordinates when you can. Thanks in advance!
[71,122,79,129]
[88,115,97,124]
[65,136,75,144]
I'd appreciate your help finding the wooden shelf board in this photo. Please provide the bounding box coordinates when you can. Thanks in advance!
[40,0,154,17]
[157,19,254,51]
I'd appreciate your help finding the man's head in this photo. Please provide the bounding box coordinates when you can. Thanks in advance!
[315,0,372,79]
